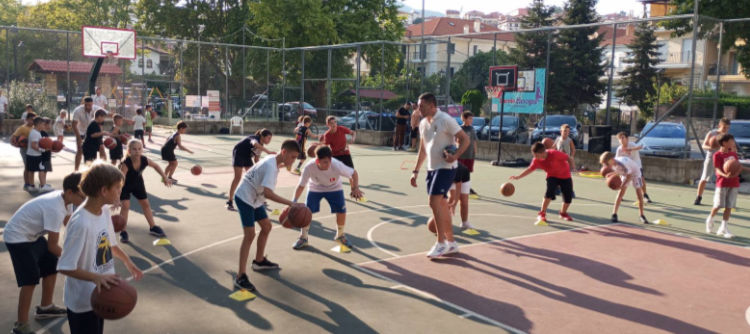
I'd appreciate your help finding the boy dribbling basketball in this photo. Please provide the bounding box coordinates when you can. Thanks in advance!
[161,121,194,183]
[599,152,649,224]
[706,133,741,238]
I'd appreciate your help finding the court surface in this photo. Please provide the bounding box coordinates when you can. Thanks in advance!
[1,128,750,333]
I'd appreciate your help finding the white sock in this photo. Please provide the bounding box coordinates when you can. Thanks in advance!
[300,226,310,238]
[335,225,345,239]
[705,216,713,224]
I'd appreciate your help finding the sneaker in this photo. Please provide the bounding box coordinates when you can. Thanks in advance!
[120,230,130,243]
[469,188,477,195]
[444,241,459,255]
[694,196,702,205]
[716,225,734,239]
[639,215,650,224]
[644,193,653,204]
[335,235,353,248]
[233,273,256,292]
[292,237,308,250]
[148,138,154,143]
[226,201,236,211]
[292,168,301,175]
[35,304,66,319]
[252,257,280,271]
[149,225,167,238]
[39,184,54,193]
[26,185,37,193]
[705,217,715,234]
[611,214,618,223]
[426,242,447,258]
[169,178,178,184]
[559,213,573,221]
[11,322,32,334]
[460,221,474,230]
[536,211,546,221]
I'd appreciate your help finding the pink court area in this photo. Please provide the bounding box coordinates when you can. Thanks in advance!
[361,224,750,333]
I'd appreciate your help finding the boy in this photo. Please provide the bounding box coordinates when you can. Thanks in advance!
[705,133,740,238]
[599,152,649,224]
[457,111,479,196]
[161,121,194,183]
[615,132,652,203]
[448,162,473,230]
[53,109,68,142]
[293,115,319,174]
[145,104,156,143]
[320,116,356,168]
[40,117,54,187]
[81,110,110,164]
[57,163,143,334]
[233,140,300,292]
[27,117,53,192]
[5,173,86,334]
[696,118,731,205]
[291,145,363,250]
[108,114,125,165]
[11,112,37,191]
[510,142,575,224]
[132,109,147,148]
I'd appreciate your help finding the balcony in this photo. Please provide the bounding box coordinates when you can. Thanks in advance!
[655,51,692,69]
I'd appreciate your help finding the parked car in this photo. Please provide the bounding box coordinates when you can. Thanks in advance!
[337,111,397,131]
[278,101,317,121]
[338,111,377,130]
[729,120,750,159]
[636,121,690,159]
[480,115,529,143]
[529,115,584,148]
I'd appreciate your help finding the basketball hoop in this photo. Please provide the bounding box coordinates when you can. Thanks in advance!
[484,86,504,99]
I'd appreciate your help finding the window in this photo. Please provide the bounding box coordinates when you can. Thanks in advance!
[657,43,668,62]
[681,39,693,63]
[146,59,153,69]
[473,45,478,55]
[450,67,454,76]
[138,58,144,67]
[419,44,426,60]
[730,53,739,75]
[448,43,455,55]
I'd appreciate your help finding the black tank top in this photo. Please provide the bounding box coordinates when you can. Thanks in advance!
[124,156,148,183]
[163,132,178,152]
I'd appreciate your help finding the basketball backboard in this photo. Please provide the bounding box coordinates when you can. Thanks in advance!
[489,65,517,91]
[82,26,136,60]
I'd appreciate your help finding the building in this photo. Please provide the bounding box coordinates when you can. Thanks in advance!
[28,59,122,97]
[129,45,171,76]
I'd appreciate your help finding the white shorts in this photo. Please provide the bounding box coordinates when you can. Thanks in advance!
[700,152,715,181]
[620,172,643,189]
[449,181,471,195]
[713,187,738,209]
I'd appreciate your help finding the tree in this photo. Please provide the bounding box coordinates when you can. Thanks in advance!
[449,49,512,102]
[553,0,606,113]
[616,22,660,119]
[461,89,485,116]
[511,0,556,69]
[18,0,132,29]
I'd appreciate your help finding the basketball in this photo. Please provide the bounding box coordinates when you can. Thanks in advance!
[307,143,320,158]
[443,144,457,158]
[600,165,614,177]
[287,203,312,228]
[90,280,137,320]
[112,214,126,233]
[104,137,117,149]
[427,219,436,234]
[606,173,622,190]
[500,182,515,197]
[119,133,131,144]
[279,206,292,228]
[542,138,554,149]
[17,136,27,148]
[39,137,53,150]
[51,140,64,152]
[191,165,202,175]
[724,158,742,177]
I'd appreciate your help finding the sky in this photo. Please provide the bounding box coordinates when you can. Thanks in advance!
[400,0,645,17]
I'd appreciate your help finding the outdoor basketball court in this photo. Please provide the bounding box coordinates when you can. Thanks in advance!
[2,128,750,333]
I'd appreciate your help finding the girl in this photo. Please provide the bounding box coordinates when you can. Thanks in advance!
[161,121,193,183]
[118,140,172,243]
[294,116,319,174]
[53,109,68,142]
[108,114,125,165]
[226,129,276,211]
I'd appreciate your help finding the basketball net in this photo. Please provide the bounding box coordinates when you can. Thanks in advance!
[484,86,504,99]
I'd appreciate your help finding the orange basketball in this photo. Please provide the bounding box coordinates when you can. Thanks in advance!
[500,182,515,197]
[90,280,137,320]
[600,165,614,177]
[287,203,312,228]
[427,220,436,234]
[17,136,27,148]
[104,137,116,149]
[542,137,554,149]
[307,143,320,158]
[724,158,742,177]
[119,133,131,144]
[191,165,202,175]
[279,206,292,228]
[51,140,64,152]
[111,214,126,233]
[39,137,53,150]
[606,173,622,190]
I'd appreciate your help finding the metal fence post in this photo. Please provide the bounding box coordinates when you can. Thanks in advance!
[380,42,385,130]
[711,21,723,128]
[66,31,71,112]
[605,23,617,126]
[301,50,305,108]
[225,45,229,118]
[326,47,331,120]
[356,46,361,130]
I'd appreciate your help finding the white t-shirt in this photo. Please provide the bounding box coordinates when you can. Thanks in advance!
[21,111,28,121]
[614,156,641,177]
[3,191,71,244]
[616,141,642,168]
[54,116,66,137]
[93,95,108,109]
[419,111,462,171]
[0,95,8,114]
[133,115,146,130]
[27,129,43,156]
[72,104,105,135]
[57,205,118,313]
[298,158,354,193]
[235,155,279,208]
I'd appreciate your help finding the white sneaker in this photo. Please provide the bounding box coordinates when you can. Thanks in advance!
[705,217,714,234]
[444,241,459,255]
[460,222,474,230]
[39,184,54,193]
[716,225,733,239]
[426,242,447,258]
[27,185,38,193]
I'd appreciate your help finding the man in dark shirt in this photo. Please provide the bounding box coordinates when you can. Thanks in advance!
[393,102,411,151]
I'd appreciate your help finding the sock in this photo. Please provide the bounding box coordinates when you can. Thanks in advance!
[705,216,713,224]
[335,225,345,238]
[719,220,728,231]
[300,226,310,238]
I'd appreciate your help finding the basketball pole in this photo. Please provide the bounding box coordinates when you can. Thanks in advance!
[491,88,505,166]
[88,57,104,96]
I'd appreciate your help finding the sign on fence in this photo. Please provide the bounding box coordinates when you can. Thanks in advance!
[492,68,546,114]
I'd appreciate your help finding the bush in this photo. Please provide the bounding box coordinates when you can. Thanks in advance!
[460,89,485,117]
[7,80,57,119]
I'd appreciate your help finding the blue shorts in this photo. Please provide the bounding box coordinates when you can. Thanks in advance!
[426,168,456,197]
[234,196,268,228]
[306,190,346,214]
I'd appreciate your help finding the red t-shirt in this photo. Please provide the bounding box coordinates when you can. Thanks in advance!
[529,149,571,179]
[714,151,740,188]
[321,125,352,156]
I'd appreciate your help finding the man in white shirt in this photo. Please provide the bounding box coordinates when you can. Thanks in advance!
[92,87,108,110]
[410,92,469,258]
[0,90,8,134]
[20,104,33,121]
[71,97,106,171]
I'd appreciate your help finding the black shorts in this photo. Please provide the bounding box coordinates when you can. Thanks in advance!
[6,237,58,287]
[232,146,254,167]
[161,149,176,162]
[546,177,574,203]
[134,129,144,139]
[121,179,147,200]
[26,155,50,172]
[454,163,470,183]
[411,128,420,141]
[83,146,99,162]
[333,155,354,168]
[109,148,123,161]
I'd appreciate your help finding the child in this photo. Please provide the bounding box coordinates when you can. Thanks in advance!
[705,133,740,238]
[161,121,193,183]
[40,117,54,186]
[696,118,732,205]
[81,110,110,164]
[226,129,275,211]
[510,142,575,224]
[599,152,649,224]
[11,112,37,191]
[57,163,143,334]
[615,132,652,203]
[132,109,146,148]
[293,115,319,174]
[233,140,300,292]
[291,145,363,250]
[448,161,473,230]
[54,109,68,142]
[27,117,53,192]
[118,140,172,243]
[5,172,86,334]
[554,124,576,170]
[457,111,478,196]
[108,114,125,165]
[145,104,156,143]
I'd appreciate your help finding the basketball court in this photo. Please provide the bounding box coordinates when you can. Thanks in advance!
[2,127,750,333]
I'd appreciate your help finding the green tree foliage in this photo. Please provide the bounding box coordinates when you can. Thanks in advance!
[511,0,556,69]
[17,0,132,29]
[616,22,660,118]
[460,89,485,116]
[449,49,512,102]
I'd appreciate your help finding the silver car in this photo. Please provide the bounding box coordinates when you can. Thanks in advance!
[636,122,691,159]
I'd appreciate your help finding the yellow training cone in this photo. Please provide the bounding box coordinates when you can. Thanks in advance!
[331,244,351,253]
[469,194,480,200]
[534,219,548,227]
[462,228,480,236]
[271,209,280,216]
[229,289,256,301]
[152,238,171,246]
[652,219,669,226]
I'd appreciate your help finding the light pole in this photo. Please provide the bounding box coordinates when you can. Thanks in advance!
[197,21,205,115]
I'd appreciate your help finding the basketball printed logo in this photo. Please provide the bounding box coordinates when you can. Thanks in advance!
[95,230,114,271]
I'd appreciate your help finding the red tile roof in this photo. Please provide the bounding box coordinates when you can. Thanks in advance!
[29,59,123,75]
[406,17,513,41]
[598,25,636,46]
